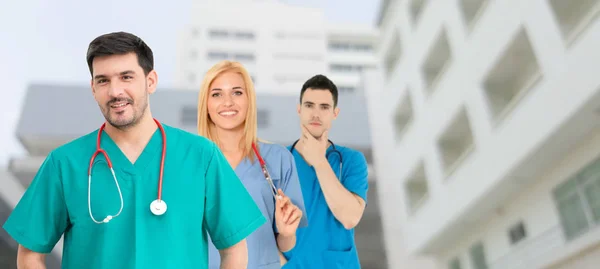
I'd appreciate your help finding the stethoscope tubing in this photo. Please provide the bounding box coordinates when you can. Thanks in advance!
[88,118,167,224]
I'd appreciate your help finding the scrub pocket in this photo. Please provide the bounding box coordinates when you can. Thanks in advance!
[322,245,355,268]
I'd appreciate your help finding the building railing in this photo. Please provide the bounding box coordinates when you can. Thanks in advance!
[489,225,564,269]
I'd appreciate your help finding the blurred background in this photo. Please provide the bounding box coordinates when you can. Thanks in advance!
[1,0,600,268]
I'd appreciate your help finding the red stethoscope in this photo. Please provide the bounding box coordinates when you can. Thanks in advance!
[88,118,167,224]
[251,143,282,200]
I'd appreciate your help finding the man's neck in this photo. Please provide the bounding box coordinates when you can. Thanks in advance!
[104,114,158,149]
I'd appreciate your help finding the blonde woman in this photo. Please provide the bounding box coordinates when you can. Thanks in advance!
[198,60,308,268]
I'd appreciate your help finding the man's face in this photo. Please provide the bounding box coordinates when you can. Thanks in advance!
[90,52,157,130]
[297,88,339,139]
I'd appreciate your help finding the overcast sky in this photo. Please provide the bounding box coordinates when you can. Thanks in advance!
[0,0,382,166]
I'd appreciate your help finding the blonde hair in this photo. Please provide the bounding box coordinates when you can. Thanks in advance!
[197,60,258,162]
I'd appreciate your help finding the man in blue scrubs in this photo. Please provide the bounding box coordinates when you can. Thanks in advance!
[2,31,265,269]
[283,74,369,268]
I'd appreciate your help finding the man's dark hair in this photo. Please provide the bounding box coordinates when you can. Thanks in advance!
[86,31,154,76]
[300,74,339,107]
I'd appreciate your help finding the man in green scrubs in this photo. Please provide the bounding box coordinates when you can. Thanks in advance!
[2,31,266,269]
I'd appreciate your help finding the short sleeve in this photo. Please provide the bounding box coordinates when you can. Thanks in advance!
[2,152,69,253]
[203,143,267,250]
[280,151,308,229]
[342,151,369,205]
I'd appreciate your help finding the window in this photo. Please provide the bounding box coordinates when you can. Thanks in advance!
[180,106,197,126]
[508,221,527,245]
[338,86,356,93]
[328,42,373,52]
[554,155,600,240]
[354,44,374,51]
[234,53,255,62]
[330,64,352,72]
[209,29,229,39]
[207,51,229,60]
[257,109,269,128]
[469,242,488,269]
[448,258,461,269]
[235,31,255,40]
[329,64,365,73]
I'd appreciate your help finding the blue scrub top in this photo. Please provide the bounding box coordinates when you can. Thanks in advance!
[283,142,368,269]
[207,141,308,269]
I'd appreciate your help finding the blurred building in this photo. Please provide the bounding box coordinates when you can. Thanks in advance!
[366,0,600,269]
[175,0,379,95]
[2,83,386,268]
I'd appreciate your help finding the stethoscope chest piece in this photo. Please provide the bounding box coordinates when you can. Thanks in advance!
[150,199,167,216]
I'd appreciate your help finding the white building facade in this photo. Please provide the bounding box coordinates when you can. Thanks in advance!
[366,0,600,269]
[176,0,378,95]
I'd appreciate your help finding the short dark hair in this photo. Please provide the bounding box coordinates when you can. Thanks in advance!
[86,31,154,76]
[300,74,339,107]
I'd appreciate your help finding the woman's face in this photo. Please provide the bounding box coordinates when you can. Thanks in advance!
[207,71,249,132]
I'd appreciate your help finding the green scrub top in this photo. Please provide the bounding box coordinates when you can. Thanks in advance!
[2,123,267,269]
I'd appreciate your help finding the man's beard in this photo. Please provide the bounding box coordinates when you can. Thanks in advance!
[102,94,148,130]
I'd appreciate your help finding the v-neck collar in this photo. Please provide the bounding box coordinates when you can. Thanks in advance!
[234,157,254,180]
[99,128,163,176]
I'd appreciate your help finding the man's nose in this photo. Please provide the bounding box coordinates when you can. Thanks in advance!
[108,81,126,97]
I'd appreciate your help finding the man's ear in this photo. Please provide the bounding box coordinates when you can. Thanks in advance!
[297,104,301,115]
[90,79,95,94]
[333,107,340,119]
[147,70,158,94]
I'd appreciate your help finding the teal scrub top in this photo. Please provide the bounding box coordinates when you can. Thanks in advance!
[2,123,267,269]
[207,141,308,269]
[283,143,368,269]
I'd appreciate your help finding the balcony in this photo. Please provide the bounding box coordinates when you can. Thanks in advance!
[384,29,402,77]
[547,0,600,45]
[404,162,430,215]
[482,28,542,124]
[393,90,415,141]
[409,0,428,26]
[459,0,489,31]
[489,222,600,269]
[437,108,474,177]
[421,28,452,96]
[489,225,564,269]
